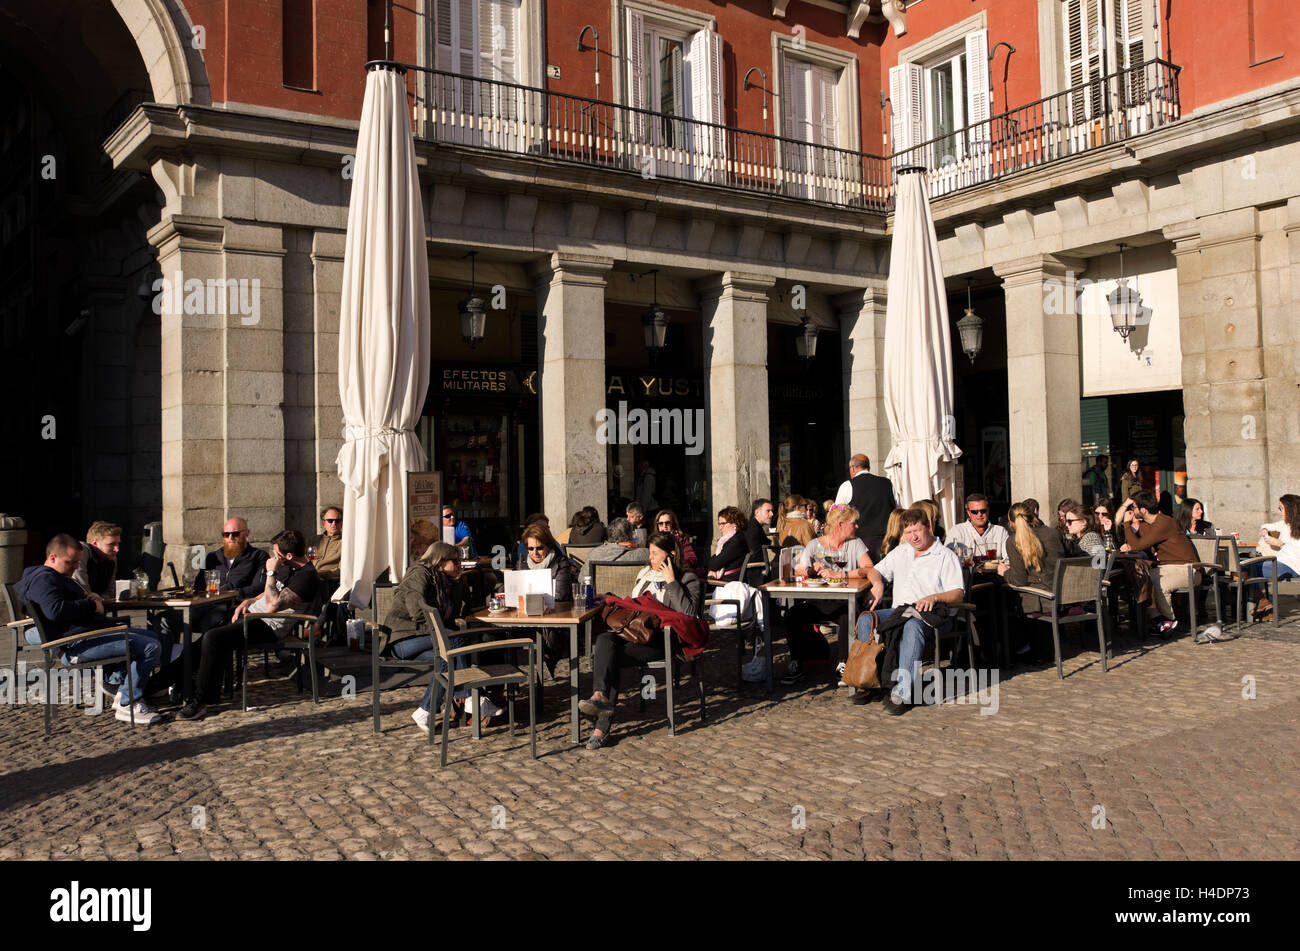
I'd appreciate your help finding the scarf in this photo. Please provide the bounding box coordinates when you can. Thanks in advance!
[715,529,736,556]
[528,549,556,571]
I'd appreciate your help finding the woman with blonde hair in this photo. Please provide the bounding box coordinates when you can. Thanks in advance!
[879,507,905,557]
[781,504,875,685]
[1000,501,1068,641]
[776,494,815,548]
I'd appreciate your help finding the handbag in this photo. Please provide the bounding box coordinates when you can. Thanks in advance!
[598,600,661,645]
[842,608,885,689]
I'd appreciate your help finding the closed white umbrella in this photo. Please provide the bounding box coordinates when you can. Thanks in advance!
[335,65,431,607]
[882,168,963,531]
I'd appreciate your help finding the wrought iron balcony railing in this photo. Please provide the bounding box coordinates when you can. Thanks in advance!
[414,58,1180,211]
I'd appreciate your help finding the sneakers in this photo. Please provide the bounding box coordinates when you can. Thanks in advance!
[780,660,803,686]
[411,707,430,733]
[585,730,609,751]
[178,698,204,720]
[470,695,504,719]
[113,699,162,725]
[836,660,847,687]
[578,695,614,719]
[1155,619,1179,638]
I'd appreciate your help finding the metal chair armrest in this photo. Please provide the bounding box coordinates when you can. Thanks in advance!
[1186,562,1223,574]
[1239,555,1275,568]
[443,639,536,659]
[5,618,34,629]
[40,626,130,652]
[1006,585,1054,600]
[243,612,317,622]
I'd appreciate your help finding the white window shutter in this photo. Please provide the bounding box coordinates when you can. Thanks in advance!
[815,66,838,147]
[707,29,724,127]
[889,62,923,154]
[965,29,990,125]
[687,29,722,125]
[626,10,646,111]
[457,0,476,79]
[435,0,453,72]
[785,58,810,141]
[482,0,519,83]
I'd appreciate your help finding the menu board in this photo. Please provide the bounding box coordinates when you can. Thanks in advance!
[406,471,442,572]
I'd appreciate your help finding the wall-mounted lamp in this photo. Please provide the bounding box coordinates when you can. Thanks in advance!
[743,67,769,135]
[578,25,600,98]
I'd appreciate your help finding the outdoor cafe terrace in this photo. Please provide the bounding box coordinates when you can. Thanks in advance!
[411,57,1182,211]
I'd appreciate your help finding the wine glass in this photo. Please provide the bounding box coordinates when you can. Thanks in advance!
[306,545,316,563]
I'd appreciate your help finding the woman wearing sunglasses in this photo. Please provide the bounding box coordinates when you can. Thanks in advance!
[652,509,699,574]
[1062,504,1106,559]
[500,522,576,676]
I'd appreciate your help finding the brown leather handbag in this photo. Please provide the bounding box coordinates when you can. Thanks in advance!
[843,608,884,689]
[598,601,661,645]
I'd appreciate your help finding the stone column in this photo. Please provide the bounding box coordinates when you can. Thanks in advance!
[0,516,27,613]
[532,252,613,523]
[312,231,347,514]
[1165,211,1270,529]
[837,283,891,474]
[994,254,1084,508]
[698,272,775,515]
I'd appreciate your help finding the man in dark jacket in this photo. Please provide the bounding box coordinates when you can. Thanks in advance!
[15,534,162,724]
[743,498,775,586]
[833,454,896,560]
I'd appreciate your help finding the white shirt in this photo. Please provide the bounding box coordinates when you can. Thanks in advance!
[946,521,1009,561]
[834,479,853,506]
[796,537,870,572]
[874,538,965,606]
[1261,520,1300,576]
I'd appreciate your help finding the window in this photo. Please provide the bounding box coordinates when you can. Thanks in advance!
[1063,0,1147,122]
[890,29,990,182]
[433,0,528,149]
[774,35,859,202]
[282,0,316,90]
[625,5,723,182]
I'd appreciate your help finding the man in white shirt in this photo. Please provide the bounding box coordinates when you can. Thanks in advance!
[858,507,965,715]
[945,493,1009,561]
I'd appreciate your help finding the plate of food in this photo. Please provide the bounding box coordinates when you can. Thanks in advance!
[803,577,827,587]
[825,577,848,587]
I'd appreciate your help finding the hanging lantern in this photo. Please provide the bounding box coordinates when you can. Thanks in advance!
[956,280,983,362]
[1107,242,1144,343]
[642,305,669,352]
[459,250,487,347]
[794,318,818,361]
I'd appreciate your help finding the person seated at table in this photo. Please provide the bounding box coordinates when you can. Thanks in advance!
[1063,503,1107,559]
[743,498,776,586]
[625,503,646,534]
[16,535,163,725]
[855,508,965,714]
[913,499,945,543]
[999,501,1068,658]
[776,495,815,548]
[1250,494,1300,621]
[559,506,606,546]
[1023,498,1043,528]
[73,521,122,599]
[653,509,699,575]
[311,506,344,584]
[1093,499,1120,545]
[381,541,500,733]
[946,494,1008,562]
[515,513,564,562]
[707,506,750,582]
[179,529,319,719]
[1118,490,1199,637]
[780,504,874,686]
[1055,498,1081,538]
[1176,498,1213,536]
[441,504,477,558]
[579,517,651,587]
[580,531,703,750]
[879,507,905,557]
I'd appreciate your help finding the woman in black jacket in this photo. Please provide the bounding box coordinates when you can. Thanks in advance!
[999,501,1068,659]
[502,521,575,677]
[707,506,750,581]
[579,532,703,750]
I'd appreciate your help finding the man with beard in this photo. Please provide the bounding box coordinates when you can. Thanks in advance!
[157,518,268,643]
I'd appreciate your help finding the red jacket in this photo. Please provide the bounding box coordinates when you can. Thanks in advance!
[603,593,710,657]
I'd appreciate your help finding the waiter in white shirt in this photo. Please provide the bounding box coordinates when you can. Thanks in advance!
[857,507,965,715]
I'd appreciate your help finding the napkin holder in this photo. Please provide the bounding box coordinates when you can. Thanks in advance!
[522,592,546,616]
[114,580,137,599]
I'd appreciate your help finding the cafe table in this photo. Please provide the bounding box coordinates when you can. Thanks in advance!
[469,601,600,746]
[761,577,873,665]
[105,590,237,703]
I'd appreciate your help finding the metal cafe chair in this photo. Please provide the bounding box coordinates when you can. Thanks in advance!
[236,584,327,711]
[1007,556,1108,679]
[7,589,136,734]
[424,606,537,766]
[1214,535,1278,632]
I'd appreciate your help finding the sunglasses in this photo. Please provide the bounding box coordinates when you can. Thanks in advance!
[442,513,455,520]
[526,545,546,552]
[968,508,989,515]
[657,520,672,527]
[1066,517,1085,524]
[324,518,341,524]
[222,531,243,538]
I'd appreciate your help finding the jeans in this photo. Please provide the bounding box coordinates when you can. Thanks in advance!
[63,629,161,705]
[1260,560,1299,581]
[856,608,933,705]
[392,634,470,713]
[591,630,665,733]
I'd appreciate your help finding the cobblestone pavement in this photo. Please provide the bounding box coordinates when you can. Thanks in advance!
[2,611,1298,861]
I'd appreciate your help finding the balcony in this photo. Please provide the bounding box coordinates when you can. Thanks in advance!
[413,58,1180,212]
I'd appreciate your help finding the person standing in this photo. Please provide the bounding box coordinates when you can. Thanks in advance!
[1083,455,1112,507]
[833,454,896,561]
[1119,458,1143,504]
[635,460,658,513]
